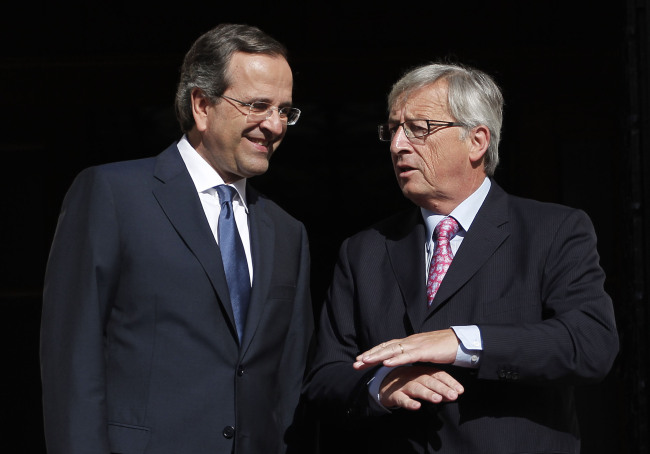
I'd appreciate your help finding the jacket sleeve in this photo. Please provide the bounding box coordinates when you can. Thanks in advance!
[41,168,119,454]
[277,223,316,453]
[478,208,619,383]
[303,237,385,421]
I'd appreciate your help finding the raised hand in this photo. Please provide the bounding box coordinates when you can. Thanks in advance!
[353,329,460,370]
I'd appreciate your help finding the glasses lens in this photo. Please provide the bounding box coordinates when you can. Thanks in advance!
[283,108,301,125]
[404,120,429,139]
[378,124,393,141]
[248,101,271,115]
[247,103,301,125]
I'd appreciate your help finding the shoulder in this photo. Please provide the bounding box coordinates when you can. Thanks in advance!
[86,157,157,179]
[247,185,306,233]
[491,184,596,239]
[487,181,589,222]
[343,206,422,249]
[73,142,179,186]
[506,193,592,227]
[70,157,156,189]
[61,157,156,205]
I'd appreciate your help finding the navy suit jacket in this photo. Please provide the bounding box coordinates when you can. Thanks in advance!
[305,181,618,454]
[41,143,313,454]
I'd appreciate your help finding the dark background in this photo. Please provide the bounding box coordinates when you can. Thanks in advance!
[2,1,648,452]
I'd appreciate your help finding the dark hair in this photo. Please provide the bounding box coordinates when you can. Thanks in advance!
[174,23,288,133]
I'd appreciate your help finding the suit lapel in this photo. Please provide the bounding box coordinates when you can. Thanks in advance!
[385,209,429,332]
[239,187,274,353]
[426,182,510,316]
[151,144,238,339]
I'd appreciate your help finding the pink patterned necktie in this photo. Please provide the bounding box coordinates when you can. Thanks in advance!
[427,216,460,307]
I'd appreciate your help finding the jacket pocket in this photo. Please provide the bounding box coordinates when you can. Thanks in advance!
[108,422,151,454]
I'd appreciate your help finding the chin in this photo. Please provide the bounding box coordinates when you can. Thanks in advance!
[400,184,427,205]
[244,162,270,177]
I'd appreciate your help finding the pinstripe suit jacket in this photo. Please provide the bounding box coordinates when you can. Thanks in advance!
[305,181,618,454]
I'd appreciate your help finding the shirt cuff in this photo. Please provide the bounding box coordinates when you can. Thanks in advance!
[451,325,482,368]
[367,366,399,412]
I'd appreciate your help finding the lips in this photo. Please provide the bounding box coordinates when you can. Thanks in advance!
[396,163,417,175]
[246,136,271,151]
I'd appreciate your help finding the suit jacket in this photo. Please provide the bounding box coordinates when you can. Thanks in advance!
[40,143,313,454]
[305,181,618,454]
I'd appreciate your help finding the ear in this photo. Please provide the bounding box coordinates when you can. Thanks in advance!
[468,125,490,164]
[191,87,211,132]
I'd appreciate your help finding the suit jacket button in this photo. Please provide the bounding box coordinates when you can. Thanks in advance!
[223,425,235,439]
[237,366,244,377]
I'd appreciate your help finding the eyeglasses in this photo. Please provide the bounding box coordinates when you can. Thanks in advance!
[220,95,301,125]
[378,119,464,142]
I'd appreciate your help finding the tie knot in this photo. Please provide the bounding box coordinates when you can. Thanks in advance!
[216,185,237,205]
[434,216,460,241]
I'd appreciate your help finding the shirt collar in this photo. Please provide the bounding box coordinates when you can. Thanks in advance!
[422,177,491,242]
[177,135,248,211]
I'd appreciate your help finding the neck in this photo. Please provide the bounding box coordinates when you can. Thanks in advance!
[418,175,487,215]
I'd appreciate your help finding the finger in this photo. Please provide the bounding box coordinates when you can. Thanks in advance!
[354,345,382,363]
[357,340,397,359]
[413,376,460,402]
[379,368,448,409]
[352,359,376,370]
[356,341,404,364]
[353,343,391,369]
[380,389,423,411]
[382,345,417,367]
[430,370,465,394]
[420,376,460,401]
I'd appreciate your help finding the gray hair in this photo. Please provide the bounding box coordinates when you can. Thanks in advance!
[174,23,289,133]
[387,63,504,176]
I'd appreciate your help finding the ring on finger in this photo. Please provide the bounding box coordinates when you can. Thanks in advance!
[398,343,404,354]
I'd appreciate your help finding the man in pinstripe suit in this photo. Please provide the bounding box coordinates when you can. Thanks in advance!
[305,62,618,454]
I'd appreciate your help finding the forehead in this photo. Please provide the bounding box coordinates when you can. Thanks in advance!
[389,80,450,120]
[226,52,293,101]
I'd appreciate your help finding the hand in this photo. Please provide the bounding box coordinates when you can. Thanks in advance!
[353,329,460,370]
[379,365,464,410]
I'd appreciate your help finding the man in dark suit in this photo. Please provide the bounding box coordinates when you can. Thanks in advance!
[40,24,313,454]
[304,62,618,453]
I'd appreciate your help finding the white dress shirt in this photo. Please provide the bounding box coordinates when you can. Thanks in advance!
[422,177,491,366]
[177,135,253,283]
[368,178,491,405]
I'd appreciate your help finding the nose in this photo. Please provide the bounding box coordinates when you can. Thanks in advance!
[260,109,285,136]
[390,124,412,155]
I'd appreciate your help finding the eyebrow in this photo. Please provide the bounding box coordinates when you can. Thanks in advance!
[387,117,426,124]
[247,96,293,108]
